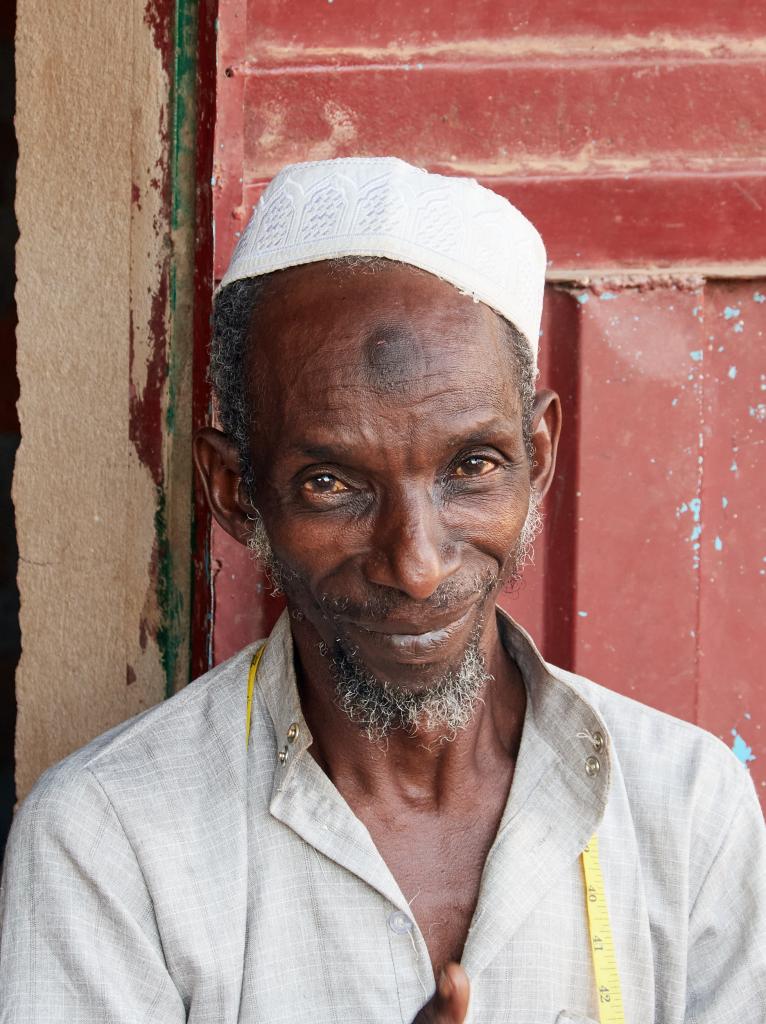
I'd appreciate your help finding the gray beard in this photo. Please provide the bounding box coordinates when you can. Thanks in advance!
[247,497,542,741]
[329,627,490,742]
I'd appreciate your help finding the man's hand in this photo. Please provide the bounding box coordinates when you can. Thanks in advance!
[412,963,470,1023]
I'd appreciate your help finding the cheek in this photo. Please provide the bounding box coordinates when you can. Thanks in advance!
[444,482,532,556]
[265,512,363,586]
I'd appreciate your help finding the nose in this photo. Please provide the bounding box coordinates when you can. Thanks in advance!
[364,486,460,601]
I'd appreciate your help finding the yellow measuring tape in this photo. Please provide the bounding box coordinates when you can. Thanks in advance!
[244,646,624,1020]
[581,835,625,1023]
[245,644,267,748]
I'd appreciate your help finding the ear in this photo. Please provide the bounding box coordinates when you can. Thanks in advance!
[529,388,561,500]
[193,427,254,545]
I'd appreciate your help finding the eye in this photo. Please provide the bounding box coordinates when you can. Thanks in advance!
[453,455,497,479]
[302,473,349,495]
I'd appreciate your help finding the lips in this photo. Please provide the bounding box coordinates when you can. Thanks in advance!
[342,608,474,664]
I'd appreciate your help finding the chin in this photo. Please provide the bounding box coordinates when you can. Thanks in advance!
[330,624,492,740]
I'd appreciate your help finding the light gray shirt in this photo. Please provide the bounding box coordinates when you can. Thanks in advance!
[1,611,764,1023]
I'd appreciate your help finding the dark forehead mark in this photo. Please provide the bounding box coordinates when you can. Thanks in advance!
[361,323,430,394]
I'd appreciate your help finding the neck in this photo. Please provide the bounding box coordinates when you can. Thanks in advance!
[289,607,527,807]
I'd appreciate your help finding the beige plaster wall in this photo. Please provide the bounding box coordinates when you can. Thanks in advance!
[14,1,191,799]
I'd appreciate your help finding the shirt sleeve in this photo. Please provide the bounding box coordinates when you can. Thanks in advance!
[685,766,766,1024]
[0,762,186,1024]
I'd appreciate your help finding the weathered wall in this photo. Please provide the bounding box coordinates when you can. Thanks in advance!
[13,0,194,799]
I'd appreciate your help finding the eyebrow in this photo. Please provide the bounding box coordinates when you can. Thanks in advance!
[443,415,521,447]
[285,418,520,464]
[285,442,346,462]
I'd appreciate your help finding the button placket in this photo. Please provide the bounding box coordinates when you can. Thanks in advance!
[385,905,432,1019]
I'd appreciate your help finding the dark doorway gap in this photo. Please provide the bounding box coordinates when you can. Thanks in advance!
[0,0,19,860]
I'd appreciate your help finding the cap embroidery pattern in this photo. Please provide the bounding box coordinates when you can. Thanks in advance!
[221,156,546,358]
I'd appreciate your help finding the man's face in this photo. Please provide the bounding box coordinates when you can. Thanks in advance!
[239,261,550,701]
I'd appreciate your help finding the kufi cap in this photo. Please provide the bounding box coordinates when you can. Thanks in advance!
[220,156,546,360]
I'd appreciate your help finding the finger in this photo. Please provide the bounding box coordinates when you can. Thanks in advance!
[414,962,470,1023]
[437,963,470,1022]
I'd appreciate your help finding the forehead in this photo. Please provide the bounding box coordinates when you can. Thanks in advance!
[249,261,519,411]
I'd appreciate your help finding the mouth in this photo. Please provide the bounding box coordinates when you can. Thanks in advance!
[341,608,475,664]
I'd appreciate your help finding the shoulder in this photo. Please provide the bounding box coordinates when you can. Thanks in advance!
[548,663,762,880]
[12,642,266,842]
[549,661,746,787]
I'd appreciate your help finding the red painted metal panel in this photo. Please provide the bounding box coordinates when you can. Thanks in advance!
[240,0,766,48]
[201,0,766,799]
[213,0,766,277]
[234,63,764,177]
[569,284,705,722]
[697,282,766,781]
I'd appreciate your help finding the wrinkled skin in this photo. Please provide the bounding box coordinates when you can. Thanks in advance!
[195,262,561,1022]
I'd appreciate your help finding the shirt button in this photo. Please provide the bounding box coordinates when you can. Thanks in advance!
[585,755,601,777]
[388,910,413,935]
[287,722,300,743]
[592,731,605,753]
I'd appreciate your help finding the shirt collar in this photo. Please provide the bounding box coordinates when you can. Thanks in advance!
[250,610,314,796]
[495,608,612,830]
[255,606,612,825]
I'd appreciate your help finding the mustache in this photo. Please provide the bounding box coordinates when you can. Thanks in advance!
[318,568,499,623]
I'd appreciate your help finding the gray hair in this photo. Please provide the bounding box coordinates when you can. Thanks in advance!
[209,258,539,498]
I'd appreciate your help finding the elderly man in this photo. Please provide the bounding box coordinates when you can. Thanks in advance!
[1,158,764,1023]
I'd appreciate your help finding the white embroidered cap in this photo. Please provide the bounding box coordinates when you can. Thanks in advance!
[220,156,547,359]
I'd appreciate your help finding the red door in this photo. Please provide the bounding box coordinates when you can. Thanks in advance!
[195,1,766,799]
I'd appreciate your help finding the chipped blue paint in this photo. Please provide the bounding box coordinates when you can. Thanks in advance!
[730,459,738,472]
[723,306,741,319]
[576,292,590,305]
[733,321,744,334]
[689,350,703,362]
[749,403,766,422]
[677,497,704,557]
[754,292,765,304]
[692,305,701,317]
[599,291,617,301]
[722,496,728,509]
[728,365,737,379]
[671,397,679,407]
[577,610,588,618]
[731,729,756,766]
[714,536,723,551]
